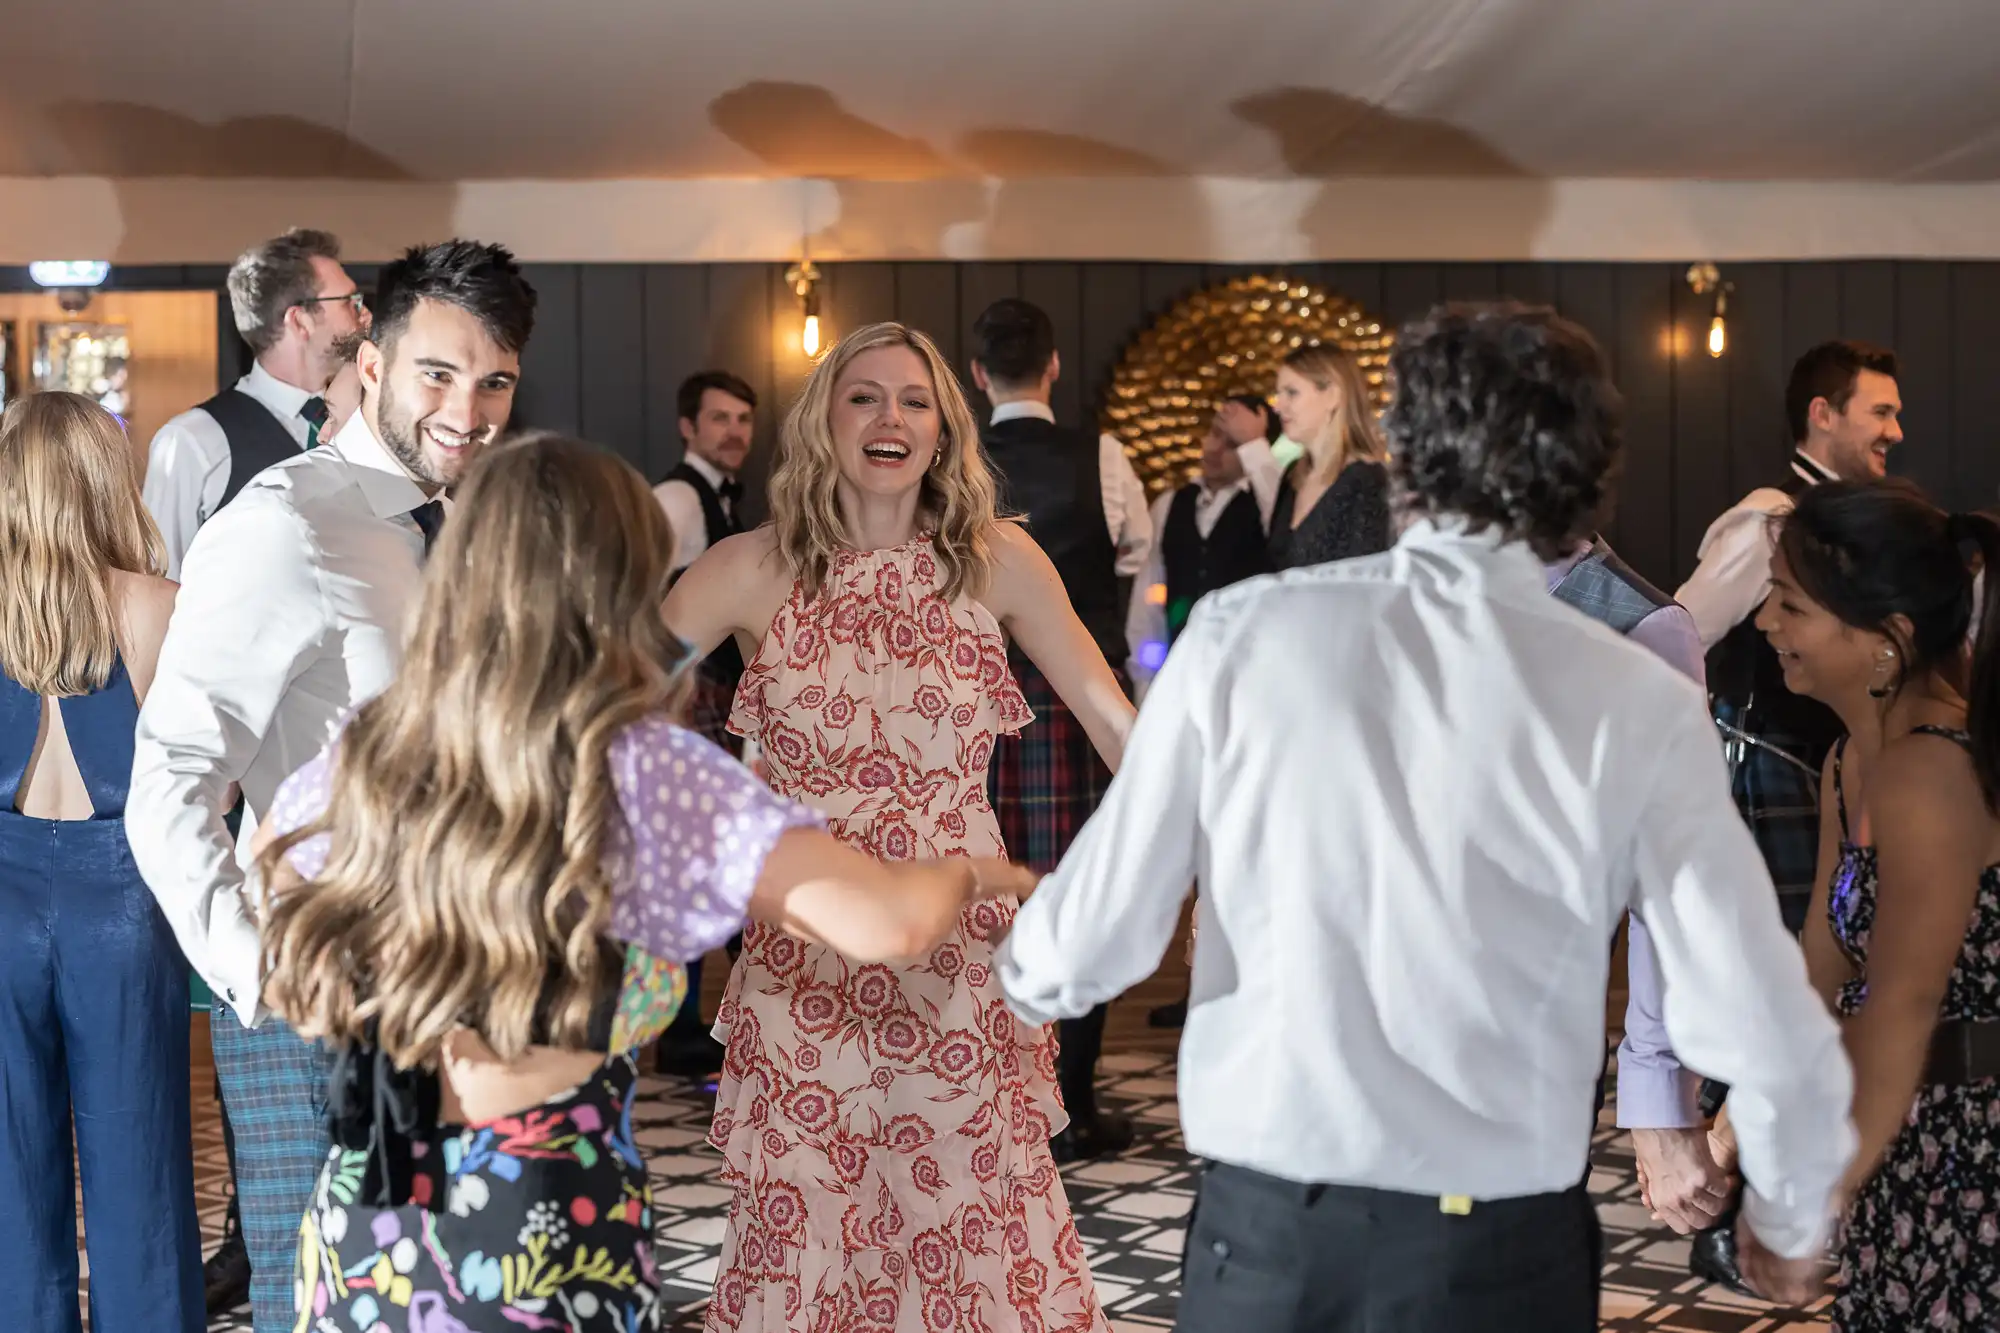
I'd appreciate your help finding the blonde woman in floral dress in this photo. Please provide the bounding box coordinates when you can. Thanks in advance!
[667,323,1134,1332]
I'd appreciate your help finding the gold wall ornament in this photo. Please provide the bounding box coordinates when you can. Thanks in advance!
[1098,273,1395,497]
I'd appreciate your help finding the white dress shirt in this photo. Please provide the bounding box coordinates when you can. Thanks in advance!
[1675,452,1835,649]
[141,361,321,580]
[988,399,1152,577]
[652,452,736,574]
[128,411,438,1022]
[997,520,1854,1258]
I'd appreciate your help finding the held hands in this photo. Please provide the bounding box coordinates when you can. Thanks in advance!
[1736,1217,1835,1307]
[1631,1128,1732,1234]
[965,857,1039,902]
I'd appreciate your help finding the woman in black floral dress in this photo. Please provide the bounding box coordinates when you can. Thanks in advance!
[1755,479,2000,1330]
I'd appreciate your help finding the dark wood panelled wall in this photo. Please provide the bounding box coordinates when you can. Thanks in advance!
[7,260,1992,591]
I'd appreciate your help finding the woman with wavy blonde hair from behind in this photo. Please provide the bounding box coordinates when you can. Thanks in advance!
[252,433,1031,1333]
[0,392,199,1332]
[1267,341,1394,568]
[667,322,1130,1332]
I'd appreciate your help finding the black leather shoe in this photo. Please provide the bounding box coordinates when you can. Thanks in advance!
[1051,1110,1136,1164]
[1147,999,1187,1029]
[653,1032,725,1079]
[1688,1222,1752,1295]
[203,1229,252,1316]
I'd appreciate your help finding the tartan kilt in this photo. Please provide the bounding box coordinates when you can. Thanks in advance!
[989,658,1122,875]
[686,663,745,759]
[1726,728,1822,936]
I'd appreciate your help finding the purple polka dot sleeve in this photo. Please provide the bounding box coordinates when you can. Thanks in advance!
[267,747,336,880]
[606,715,825,963]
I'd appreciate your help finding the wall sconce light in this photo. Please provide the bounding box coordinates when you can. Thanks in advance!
[1686,263,1733,358]
[786,259,823,358]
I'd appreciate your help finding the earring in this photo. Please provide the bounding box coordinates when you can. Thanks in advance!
[1867,648,1897,699]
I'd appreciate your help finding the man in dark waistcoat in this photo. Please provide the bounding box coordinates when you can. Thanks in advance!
[974,297,1151,1162]
[650,370,758,1078]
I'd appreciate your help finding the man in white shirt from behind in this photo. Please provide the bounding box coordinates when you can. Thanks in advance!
[142,228,371,578]
[128,240,537,1333]
[997,302,1854,1332]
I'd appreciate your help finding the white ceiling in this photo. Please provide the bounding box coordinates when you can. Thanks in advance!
[2,0,1996,184]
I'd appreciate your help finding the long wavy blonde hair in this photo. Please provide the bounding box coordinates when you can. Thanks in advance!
[769,322,1000,601]
[0,392,163,695]
[258,435,694,1066]
[1284,343,1385,486]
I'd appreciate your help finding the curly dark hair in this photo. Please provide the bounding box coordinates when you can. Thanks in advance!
[1384,303,1623,561]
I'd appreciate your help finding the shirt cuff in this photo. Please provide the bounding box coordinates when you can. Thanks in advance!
[205,891,269,1027]
[1612,1053,1703,1129]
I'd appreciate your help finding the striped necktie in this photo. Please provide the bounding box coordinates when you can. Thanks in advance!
[300,397,329,449]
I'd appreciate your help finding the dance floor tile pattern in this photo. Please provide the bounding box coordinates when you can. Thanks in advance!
[190,1051,1831,1332]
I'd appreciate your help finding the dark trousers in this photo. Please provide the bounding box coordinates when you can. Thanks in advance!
[1178,1164,1600,1333]
[1059,1002,1110,1121]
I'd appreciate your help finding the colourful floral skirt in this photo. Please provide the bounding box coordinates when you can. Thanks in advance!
[295,1052,659,1332]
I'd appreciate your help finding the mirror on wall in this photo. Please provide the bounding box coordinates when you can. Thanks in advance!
[34,321,131,422]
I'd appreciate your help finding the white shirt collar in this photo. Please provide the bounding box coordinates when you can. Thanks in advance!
[990,399,1056,426]
[1195,476,1252,505]
[239,359,319,422]
[324,411,435,521]
[682,452,731,489]
[1791,450,1838,486]
[1396,516,1547,594]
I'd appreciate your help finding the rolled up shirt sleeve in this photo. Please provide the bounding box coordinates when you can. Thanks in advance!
[1674,494,1788,650]
[1629,703,1855,1258]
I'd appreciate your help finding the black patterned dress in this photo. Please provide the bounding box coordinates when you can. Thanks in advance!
[1267,459,1392,570]
[1828,728,2000,1331]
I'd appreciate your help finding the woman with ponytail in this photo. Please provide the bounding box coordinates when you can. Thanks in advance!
[1749,477,2000,1329]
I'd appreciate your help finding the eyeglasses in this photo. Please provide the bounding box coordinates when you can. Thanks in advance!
[296,292,367,315]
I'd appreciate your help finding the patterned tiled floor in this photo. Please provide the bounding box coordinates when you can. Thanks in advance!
[181,1051,1831,1332]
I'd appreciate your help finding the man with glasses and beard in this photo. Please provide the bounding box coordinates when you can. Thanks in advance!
[144,229,371,580]
[129,241,536,1333]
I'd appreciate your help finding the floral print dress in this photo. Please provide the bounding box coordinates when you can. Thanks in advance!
[265,715,824,1333]
[1826,729,2000,1332]
[706,536,1108,1333]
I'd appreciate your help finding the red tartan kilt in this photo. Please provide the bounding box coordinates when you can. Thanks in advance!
[684,667,744,759]
[989,659,1120,875]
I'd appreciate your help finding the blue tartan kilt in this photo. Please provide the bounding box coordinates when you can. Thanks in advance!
[1726,729,1823,936]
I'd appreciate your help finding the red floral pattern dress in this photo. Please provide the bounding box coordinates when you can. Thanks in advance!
[705,536,1108,1333]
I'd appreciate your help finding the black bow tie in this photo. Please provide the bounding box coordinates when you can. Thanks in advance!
[717,478,744,504]
[406,500,445,554]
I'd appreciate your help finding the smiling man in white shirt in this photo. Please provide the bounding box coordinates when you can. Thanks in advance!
[997,302,1855,1331]
[128,240,536,1333]
[142,228,371,579]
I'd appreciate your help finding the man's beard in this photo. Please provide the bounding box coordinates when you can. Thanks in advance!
[377,375,446,487]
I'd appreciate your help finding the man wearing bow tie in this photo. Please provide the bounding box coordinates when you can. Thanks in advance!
[651,370,757,1077]
[654,370,756,577]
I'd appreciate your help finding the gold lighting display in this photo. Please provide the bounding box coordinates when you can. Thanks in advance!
[1099,273,1394,496]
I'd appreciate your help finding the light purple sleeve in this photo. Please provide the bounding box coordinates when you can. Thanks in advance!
[266,747,337,880]
[606,715,826,963]
[1617,600,1706,1128]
